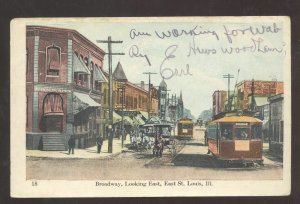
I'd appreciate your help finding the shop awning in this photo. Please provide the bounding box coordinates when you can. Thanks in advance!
[139,111,148,120]
[113,111,122,124]
[133,115,145,125]
[94,67,108,83]
[123,116,133,125]
[73,53,90,74]
[73,92,101,114]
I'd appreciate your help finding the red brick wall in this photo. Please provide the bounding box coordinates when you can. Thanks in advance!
[26,84,33,132]
[26,36,34,82]
[237,80,284,110]
[38,35,68,83]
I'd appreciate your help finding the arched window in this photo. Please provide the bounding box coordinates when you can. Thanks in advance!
[43,93,63,115]
[46,45,61,76]
[42,93,64,132]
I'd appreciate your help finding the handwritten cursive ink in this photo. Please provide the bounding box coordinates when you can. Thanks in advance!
[129,29,151,40]
[160,45,192,80]
[128,45,151,66]
[155,26,219,41]
[223,23,281,44]
[221,37,284,54]
[187,36,217,57]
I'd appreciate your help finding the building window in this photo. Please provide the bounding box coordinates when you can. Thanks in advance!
[46,45,61,76]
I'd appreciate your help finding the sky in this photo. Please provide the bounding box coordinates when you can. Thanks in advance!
[28,18,288,118]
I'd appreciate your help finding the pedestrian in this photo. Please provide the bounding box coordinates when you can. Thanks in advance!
[68,135,75,155]
[96,136,103,154]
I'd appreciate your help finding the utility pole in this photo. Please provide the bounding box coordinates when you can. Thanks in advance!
[143,72,157,121]
[97,37,124,153]
[223,73,234,111]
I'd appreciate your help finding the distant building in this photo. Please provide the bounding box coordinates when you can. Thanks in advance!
[113,62,149,126]
[269,94,284,158]
[134,81,159,117]
[177,91,184,119]
[158,79,168,120]
[236,80,283,111]
[212,90,227,116]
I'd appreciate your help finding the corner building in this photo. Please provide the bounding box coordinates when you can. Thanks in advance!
[26,26,107,150]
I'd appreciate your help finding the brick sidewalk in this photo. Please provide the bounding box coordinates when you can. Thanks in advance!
[26,135,131,159]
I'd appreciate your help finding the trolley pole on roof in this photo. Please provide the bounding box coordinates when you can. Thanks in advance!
[97,37,124,153]
[223,73,234,111]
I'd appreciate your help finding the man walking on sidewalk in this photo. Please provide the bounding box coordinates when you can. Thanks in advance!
[68,135,75,155]
[96,136,103,154]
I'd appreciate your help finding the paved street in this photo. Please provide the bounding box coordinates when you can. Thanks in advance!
[27,126,283,180]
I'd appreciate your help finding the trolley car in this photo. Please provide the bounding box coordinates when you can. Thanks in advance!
[177,118,194,138]
[206,116,263,165]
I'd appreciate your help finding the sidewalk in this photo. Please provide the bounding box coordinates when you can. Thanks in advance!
[26,135,131,159]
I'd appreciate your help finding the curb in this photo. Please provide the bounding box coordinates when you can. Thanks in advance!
[26,148,129,160]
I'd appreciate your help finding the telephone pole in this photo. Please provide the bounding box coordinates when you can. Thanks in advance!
[97,37,124,153]
[143,72,157,121]
[223,73,234,111]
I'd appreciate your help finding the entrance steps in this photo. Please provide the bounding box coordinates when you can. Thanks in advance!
[42,134,67,151]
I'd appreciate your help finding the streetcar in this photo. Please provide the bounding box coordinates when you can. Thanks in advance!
[177,118,194,138]
[206,116,263,165]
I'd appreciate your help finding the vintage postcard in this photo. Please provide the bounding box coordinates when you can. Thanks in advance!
[10,17,291,197]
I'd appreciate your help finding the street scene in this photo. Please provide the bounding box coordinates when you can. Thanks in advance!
[24,19,287,182]
[27,126,282,180]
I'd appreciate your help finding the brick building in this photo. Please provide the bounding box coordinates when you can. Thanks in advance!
[113,62,149,116]
[236,80,284,111]
[212,90,227,116]
[269,94,284,158]
[26,26,107,150]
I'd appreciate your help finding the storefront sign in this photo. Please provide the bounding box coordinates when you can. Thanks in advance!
[34,85,71,93]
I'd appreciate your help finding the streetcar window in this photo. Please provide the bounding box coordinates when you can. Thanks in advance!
[207,125,217,139]
[235,128,250,140]
[220,124,233,140]
[182,124,193,129]
[252,125,262,139]
[178,123,182,129]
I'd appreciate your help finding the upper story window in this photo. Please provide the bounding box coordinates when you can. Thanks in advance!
[46,45,61,76]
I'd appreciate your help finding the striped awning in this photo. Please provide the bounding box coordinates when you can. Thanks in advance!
[73,53,90,74]
[113,111,122,124]
[94,67,108,83]
[123,116,133,125]
[73,92,100,114]
[133,115,145,125]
